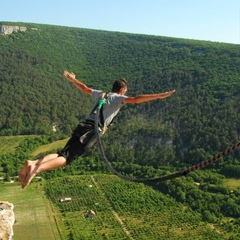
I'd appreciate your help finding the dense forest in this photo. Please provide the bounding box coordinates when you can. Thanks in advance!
[0,21,239,175]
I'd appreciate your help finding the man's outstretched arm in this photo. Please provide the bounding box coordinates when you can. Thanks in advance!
[63,70,92,95]
[124,90,176,104]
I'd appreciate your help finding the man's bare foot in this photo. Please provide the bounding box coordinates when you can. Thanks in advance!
[21,161,40,189]
[18,160,31,185]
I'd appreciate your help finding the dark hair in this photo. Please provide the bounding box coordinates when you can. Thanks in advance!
[111,78,128,93]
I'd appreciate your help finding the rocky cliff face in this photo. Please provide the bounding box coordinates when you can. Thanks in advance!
[0,25,27,35]
[0,201,15,240]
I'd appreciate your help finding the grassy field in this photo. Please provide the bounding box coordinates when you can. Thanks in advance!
[0,135,68,157]
[223,178,240,190]
[0,135,37,154]
[0,182,62,240]
[31,138,69,157]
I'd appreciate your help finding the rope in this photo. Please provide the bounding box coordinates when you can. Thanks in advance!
[95,104,240,183]
[181,141,240,176]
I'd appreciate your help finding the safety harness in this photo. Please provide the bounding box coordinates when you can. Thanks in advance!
[93,92,117,134]
[97,93,108,134]
[88,92,108,134]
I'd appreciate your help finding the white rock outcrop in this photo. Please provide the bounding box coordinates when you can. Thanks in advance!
[0,201,15,240]
[0,25,27,35]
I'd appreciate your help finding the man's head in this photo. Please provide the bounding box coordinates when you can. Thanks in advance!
[112,78,128,95]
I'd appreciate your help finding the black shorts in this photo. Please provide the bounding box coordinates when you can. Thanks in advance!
[58,122,97,165]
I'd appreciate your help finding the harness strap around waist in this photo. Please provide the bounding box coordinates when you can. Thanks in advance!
[85,92,107,133]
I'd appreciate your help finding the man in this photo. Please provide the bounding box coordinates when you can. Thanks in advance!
[18,70,176,189]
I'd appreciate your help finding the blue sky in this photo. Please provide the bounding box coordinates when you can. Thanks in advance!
[1,0,240,44]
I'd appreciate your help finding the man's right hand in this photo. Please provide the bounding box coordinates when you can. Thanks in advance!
[64,70,76,81]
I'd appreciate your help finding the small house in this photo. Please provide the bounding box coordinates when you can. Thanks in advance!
[85,210,96,219]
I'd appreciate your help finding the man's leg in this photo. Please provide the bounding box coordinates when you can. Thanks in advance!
[19,154,67,189]
[18,153,59,183]
[20,130,87,188]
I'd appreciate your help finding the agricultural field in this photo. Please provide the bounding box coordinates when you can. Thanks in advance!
[1,174,240,240]
[0,181,61,240]
[223,178,240,190]
[44,174,225,240]
[0,135,36,154]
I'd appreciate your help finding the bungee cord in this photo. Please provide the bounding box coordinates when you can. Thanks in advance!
[95,95,240,183]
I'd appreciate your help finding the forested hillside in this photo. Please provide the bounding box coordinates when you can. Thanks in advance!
[1,22,240,239]
[0,21,240,176]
